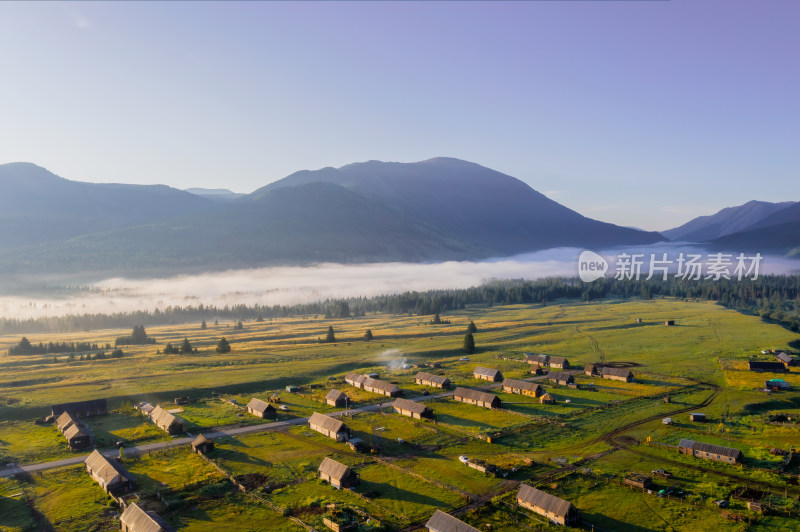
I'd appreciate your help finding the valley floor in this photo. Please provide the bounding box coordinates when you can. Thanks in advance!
[1,298,800,531]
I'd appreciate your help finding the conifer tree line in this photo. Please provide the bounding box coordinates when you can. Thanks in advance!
[1,275,799,335]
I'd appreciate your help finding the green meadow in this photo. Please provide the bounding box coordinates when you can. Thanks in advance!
[2,297,799,530]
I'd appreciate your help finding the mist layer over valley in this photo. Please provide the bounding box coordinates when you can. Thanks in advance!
[2,245,799,321]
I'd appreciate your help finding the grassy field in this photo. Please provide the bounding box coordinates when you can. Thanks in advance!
[2,297,800,530]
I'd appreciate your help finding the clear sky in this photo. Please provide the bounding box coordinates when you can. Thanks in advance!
[0,1,797,231]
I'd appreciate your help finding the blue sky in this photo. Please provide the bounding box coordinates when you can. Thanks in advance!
[0,1,797,231]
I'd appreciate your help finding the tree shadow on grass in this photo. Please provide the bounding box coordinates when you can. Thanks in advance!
[580,513,655,532]
[354,478,448,509]
[210,447,269,468]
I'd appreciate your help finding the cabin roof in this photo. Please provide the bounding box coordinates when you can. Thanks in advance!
[325,389,348,401]
[517,484,575,517]
[85,450,130,486]
[150,405,180,427]
[415,372,449,385]
[308,412,346,433]
[473,366,501,378]
[64,423,89,440]
[453,387,499,404]
[678,439,742,458]
[51,398,107,417]
[120,502,174,532]
[392,397,429,415]
[502,378,542,393]
[318,456,354,481]
[602,367,633,378]
[425,509,480,532]
[246,398,273,414]
[363,378,399,393]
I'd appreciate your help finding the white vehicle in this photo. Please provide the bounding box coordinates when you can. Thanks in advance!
[279,405,289,411]
[458,455,469,464]
[662,417,673,424]
[460,357,469,362]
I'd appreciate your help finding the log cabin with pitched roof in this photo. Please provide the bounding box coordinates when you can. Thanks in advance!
[318,456,359,488]
[453,387,501,409]
[119,502,175,532]
[308,412,350,442]
[85,450,133,495]
[149,405,184,435]
[415,371,451,389]
[517,484,578,525]
[246,398,277,419]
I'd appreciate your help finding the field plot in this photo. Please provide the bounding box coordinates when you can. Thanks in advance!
[173,490,302,531]
[3,298,800,530]
[353,461,465,522]
[0,476,36,532]
[426,399,533,437]
[547,472,743,531]
[0,420,73,464]
[26,465,117,532]
[124,448,224,492]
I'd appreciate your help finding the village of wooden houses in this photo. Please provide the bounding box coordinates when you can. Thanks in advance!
[1,300,800,531]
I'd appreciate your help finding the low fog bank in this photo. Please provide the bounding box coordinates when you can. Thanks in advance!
[1,245,798,320]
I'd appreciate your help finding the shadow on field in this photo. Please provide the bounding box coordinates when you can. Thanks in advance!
[634,378,679,387]
[355,479,448,507]
[581,514,654,532]
[210,447,269,468]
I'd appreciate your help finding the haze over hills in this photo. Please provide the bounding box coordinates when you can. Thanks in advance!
[661,200,797,242]
[708,202,800,256]
[0,162,211,251]
[0,157,697,278]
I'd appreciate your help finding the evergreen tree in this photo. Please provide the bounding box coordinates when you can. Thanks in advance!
[201,320,207,330]
[234,320,244,330]
[467,321,477,333]
[216,337,231,353]
[325,326,336,343]
[463,332,475,354]
[364,329,374,341]
[180,337,193,354]
[256,315,264,322]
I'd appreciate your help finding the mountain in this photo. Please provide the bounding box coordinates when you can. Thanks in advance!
[661,200,796,242]
[0,162,211,250]
[253,157,664,255]
[184,187,245,201]
[0,158,665,276]
[709,202,800,256]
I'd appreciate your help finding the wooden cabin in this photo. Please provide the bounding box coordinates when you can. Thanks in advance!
[516,484,578,526]
[602,367,635,382]
[415,372,450,389]
[149,405,184,435]
[548,356,570,369]
[318,456,359,488]
[344,372,368,388]
[51,399,108,419]
[502,378,544,397]
[362,377,400,397]
[64,423,93,451]
[85,450,133,495]
[392,398,432,419]
[119,502,175,532]
[678,439,742,463]
[624,474,653,490]
[425,510,480,532]
[524,353,550,367]
[308,412,350,442]
[191,434,215,454]
[540,393,555,405]
[473,366,502,382]
[749,361,788,373]
[246,398,277,419]
[326,389,350,408]
[452,387,501,409]
[547,372,574,386]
